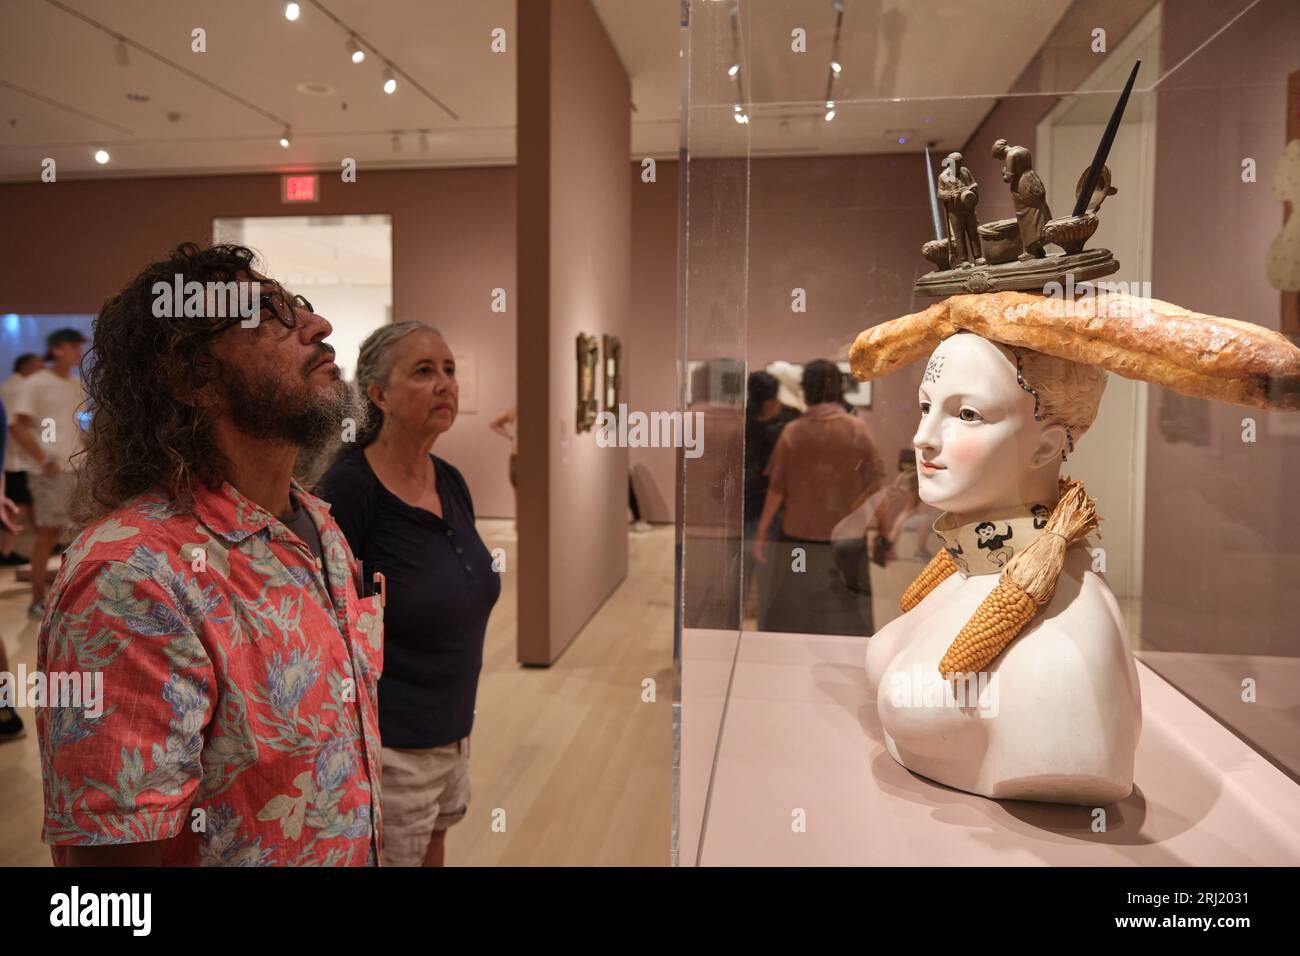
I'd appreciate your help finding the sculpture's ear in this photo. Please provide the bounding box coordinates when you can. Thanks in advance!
[1029,421,1068,468]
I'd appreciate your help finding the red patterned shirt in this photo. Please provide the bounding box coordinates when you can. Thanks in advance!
[36,478,385,866]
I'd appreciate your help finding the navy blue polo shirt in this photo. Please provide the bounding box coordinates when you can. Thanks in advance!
[316,446,500,749]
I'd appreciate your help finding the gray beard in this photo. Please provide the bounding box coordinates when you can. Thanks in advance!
[223,363,368,453]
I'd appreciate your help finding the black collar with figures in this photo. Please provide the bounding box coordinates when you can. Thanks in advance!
[931,501,1055,577]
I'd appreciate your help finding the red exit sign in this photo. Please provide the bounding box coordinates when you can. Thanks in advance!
[281,174,319,203]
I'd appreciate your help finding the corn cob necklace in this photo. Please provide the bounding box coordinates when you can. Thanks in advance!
[899,476,1100,677]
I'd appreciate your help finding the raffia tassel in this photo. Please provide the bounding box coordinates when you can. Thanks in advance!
[937,476,1101,678]
[900,547,958,613]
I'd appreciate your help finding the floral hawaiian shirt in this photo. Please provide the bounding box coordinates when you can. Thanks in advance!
[36,477,385,866]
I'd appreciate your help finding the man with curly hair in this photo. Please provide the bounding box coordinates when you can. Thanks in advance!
[35,243,385,867]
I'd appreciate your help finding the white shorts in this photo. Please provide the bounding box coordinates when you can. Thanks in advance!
[28,472,74,529]
[380,737,471,867]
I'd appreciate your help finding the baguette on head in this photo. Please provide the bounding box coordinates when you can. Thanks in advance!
[850,291,1300,411]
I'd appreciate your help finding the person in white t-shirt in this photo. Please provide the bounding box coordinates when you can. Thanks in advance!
[0,353,44,565]
[10,329,87,618]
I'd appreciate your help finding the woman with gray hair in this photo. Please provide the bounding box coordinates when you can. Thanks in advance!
[316,321,500,867]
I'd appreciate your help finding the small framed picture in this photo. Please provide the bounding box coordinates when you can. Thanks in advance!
[603,335,622,411]
[577,333,599,432]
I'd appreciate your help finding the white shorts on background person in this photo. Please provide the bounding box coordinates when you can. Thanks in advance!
[28,472,75,529]
[381,738,471,867]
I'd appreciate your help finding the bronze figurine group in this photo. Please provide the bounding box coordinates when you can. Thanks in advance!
[915,139,1121,297]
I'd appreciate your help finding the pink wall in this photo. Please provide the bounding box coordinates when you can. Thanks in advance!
[1144,0,1300,655]
[517,0,631,664]
[0,167,518,518]
[628,159,679,525]
[744,154,935,475]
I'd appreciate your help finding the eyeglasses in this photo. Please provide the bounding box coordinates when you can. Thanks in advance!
[258,290,314,323]
[210,289,314,335]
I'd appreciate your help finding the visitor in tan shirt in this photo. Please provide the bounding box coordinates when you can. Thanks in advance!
[754,363,884,551]
[753,359,884,636]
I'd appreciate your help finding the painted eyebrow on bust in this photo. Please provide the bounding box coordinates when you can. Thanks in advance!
[918,385,997,408]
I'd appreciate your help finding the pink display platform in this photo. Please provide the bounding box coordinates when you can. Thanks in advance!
[680,630,1300,866]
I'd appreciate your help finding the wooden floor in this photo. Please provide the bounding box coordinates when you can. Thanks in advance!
[0,520,675,867]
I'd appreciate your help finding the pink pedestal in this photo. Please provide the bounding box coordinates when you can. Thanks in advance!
[681,630,1300,866]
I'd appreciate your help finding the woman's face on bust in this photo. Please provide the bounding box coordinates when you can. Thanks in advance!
[912,333,1059,516]
[371,329,459,439]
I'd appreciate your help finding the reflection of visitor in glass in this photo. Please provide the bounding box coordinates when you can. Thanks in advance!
[743,371,799,627]
[318,322,501,867]
[754,359,884,635]
[489,405,518,526]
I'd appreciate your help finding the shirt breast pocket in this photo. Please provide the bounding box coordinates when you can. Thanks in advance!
[345,575,385,704]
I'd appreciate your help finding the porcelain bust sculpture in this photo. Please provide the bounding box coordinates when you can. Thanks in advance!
[851,290,1300,807]
[863,331,1140,804]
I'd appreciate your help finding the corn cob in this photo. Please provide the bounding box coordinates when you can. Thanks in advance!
[932,476,1100,679]
[900,548,959,612]
[938,578,1036,674]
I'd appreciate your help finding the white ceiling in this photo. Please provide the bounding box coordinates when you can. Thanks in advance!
[0,0,1081,182]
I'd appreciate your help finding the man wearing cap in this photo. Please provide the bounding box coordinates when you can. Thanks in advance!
[9,328,87,618]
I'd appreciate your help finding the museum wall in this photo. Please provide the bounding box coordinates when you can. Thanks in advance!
[517,0,631,664]
[0,166,519,519]
[1144,0,1300,656]
[627,159,679,525]
[743,153,935,481]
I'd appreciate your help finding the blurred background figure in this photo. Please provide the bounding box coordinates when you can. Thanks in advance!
[489,405,518,525]
[9,329,86,618]
[0,353,42,567]
[317,322,500,868]
[831,448,941,625]
[753,359,884,636]
[743,370,799,627]
[0,394,28,743]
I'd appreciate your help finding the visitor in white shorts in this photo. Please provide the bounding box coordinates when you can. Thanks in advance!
[380,738,471,867]
[28,472,75,529]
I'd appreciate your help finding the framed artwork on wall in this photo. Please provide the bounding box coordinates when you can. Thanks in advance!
[603,334,622,410]
[577,333,599,432]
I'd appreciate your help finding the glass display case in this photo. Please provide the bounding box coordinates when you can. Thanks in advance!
[675,0,1300,866]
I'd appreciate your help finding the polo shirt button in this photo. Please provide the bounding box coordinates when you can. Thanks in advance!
[455,546,463,554]
[445,529,454,537]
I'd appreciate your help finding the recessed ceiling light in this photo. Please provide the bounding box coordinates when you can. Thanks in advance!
[125,92,149,102]
[295,81,336,97]
[285,3,300,21]
[94,149,110,164]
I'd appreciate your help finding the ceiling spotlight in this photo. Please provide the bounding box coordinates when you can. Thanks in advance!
[728,62,739,78]
[831,60,842,75]
[419,130,430,152]
[733,105,748,125]
[347,36,365,64]
[279,127,292,148]
[285,3,300,21]
[382,65,397,94]
[391,133,401,153]
[825,100,836,122]
[113,39,129,67]
[93,149,110,164]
